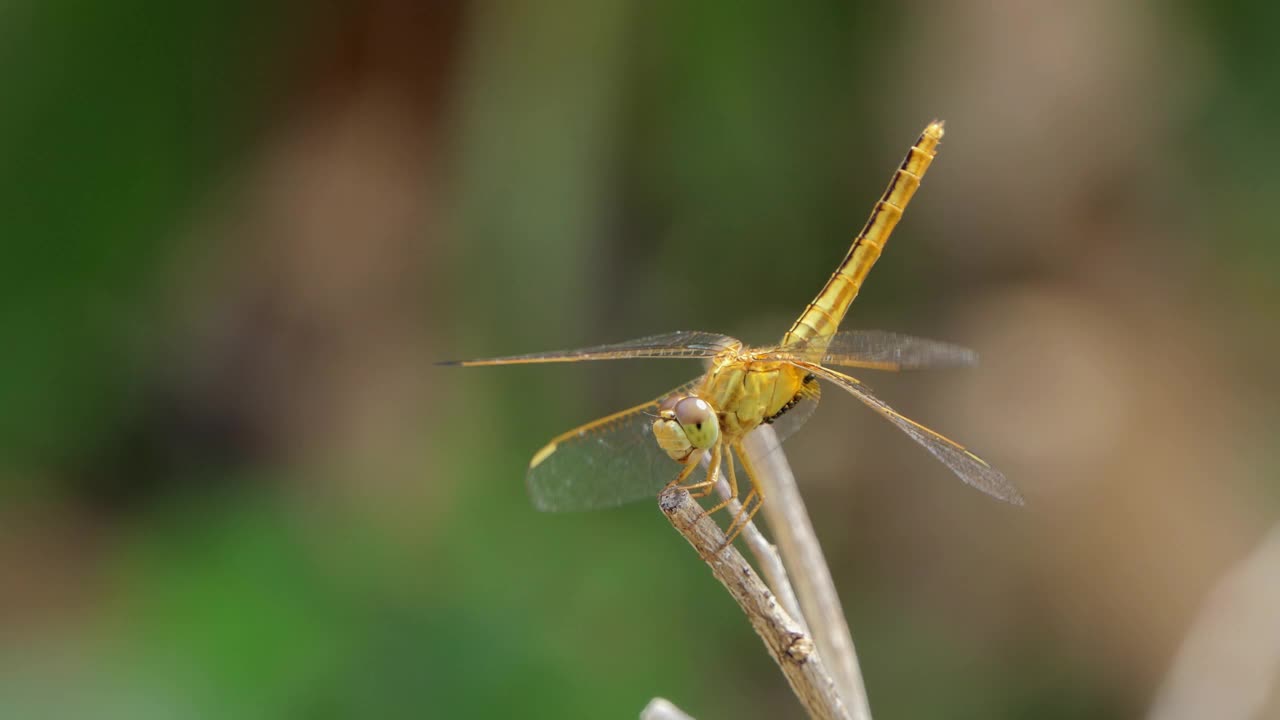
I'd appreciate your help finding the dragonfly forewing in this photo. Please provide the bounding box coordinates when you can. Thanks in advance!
[443,331,739,367]
[527,379,704,511]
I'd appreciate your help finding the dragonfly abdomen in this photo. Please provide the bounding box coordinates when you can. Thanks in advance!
[781,121,945,349]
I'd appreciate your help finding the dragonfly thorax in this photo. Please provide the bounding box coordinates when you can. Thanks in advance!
[699,357,810,439]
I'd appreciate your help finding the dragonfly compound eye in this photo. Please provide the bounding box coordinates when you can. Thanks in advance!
[673,397,719,450]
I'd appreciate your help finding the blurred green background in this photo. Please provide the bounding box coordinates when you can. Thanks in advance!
[3,1,1279,718]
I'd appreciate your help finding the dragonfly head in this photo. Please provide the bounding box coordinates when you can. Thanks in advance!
[652,395,720,462]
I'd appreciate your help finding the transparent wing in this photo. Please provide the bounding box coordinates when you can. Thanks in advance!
[794,361,1024,505]
[442,331,740,367]
[764,330,978,371]
[526,379,703,511]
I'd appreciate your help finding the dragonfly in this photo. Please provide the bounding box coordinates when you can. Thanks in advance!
[447,121,1023,541]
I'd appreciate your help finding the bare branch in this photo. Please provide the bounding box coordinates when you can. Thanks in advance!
[640,697,697,720]
[1148,524,1280,720]
[705,460,807,630]
[659,487,850,720]
[743,426,872,720]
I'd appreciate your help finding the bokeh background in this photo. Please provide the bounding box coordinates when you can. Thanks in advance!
[3,1,1279,718]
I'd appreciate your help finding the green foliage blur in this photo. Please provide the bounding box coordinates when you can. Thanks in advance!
[3,2,1279,718]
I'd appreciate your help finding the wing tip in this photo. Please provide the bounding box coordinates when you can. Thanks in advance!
[987,476,1026,507]
[962,450,1025,506]
[526,445,561,512]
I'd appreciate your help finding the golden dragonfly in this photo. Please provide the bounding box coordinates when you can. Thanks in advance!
[448,121,1023,540]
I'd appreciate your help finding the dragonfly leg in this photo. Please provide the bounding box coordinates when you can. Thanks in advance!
[720,441,766,546]
[670,442,760,551]
[663,452,704,493]
[697,443,741,519]
[721,489,763,547]
[678,442,723,499]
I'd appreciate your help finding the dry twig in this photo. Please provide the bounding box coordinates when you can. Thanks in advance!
[640,697,697,720]
[743,427,871,720]
[1148,524,1280,720]
[659,486,850,720]
[704,459,806,629]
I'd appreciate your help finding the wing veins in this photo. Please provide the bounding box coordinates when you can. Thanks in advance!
[443,331,739,367]
[525,378,704,511]
[762,330,978,372]
[790,360,1024,505]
